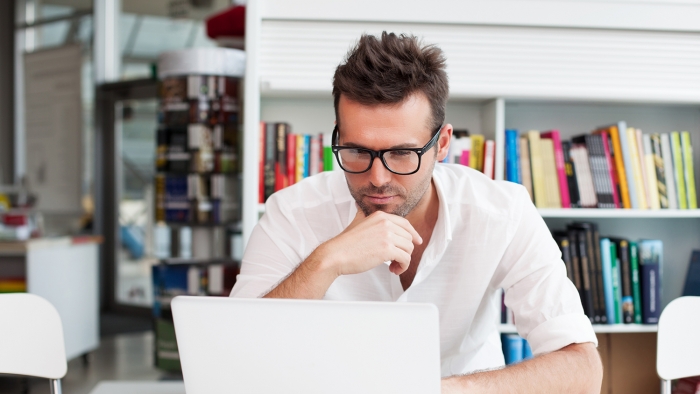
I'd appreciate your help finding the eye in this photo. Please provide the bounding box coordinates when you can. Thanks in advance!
[388,150,414,157]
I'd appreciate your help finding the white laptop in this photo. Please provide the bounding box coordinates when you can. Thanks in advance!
[171,296,441,394]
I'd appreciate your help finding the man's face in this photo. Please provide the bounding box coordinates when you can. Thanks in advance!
[337,93,449,217]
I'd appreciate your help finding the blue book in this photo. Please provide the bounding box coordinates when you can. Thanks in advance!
[616,121,639,209]
[600,238,615,324]
[522,339,533,360]
[683,250,700,296]
[505,129,520,183]
[638,240,663,324]
[502,334,524,365]
[303,135,310,178]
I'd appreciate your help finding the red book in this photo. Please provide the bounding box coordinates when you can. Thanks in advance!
[541,130,571,208]
[206,6,245,39]
[483,140,495,179]
[259,122,265,203]
[599,131,621,208]
[286,133,296,186]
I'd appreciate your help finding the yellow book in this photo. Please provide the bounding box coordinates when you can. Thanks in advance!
[681,131,697,209]
[527,131,546,208]
[540,138,562,208]
[626,128,648,209]
[604,126,631,209]
[643,134,660,209]
[470,134,485,172]
[672,131,688,209]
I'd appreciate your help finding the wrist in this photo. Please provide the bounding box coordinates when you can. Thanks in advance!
[308,242,342,279]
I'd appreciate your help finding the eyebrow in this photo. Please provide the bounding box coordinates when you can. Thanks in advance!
[341,141,420,150]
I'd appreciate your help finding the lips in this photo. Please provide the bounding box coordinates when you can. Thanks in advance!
[366,195,396,204]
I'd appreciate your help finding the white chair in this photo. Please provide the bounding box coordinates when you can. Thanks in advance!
[0,293,67,394]
[657,296,700,394]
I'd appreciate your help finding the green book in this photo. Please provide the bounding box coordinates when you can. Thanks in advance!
[610,243,622,324]
[671,132,688,209]
[681,131,697,209]
[629,242,642,324]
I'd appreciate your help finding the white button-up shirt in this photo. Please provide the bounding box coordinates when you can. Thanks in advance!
[231,163,597,376]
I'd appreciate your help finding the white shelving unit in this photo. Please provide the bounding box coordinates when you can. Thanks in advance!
[244,0,700,309]
[498,324,658,334]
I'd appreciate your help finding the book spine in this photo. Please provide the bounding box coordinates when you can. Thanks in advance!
[576,230,595,322]
[681,131,697,209]
[274,123,287,192]
[562,141,581,208]
[609,242,622,324]
[471,134,485,172]
[505,130,518,182]
[651,134,669,209]
[592,224,607,324]
[559,236,574,284]
[303,135,311,178]
[586,134,615,209]
[567,229,583,300]
[310,134,320,177]
[520,137,534,201]
[502,334,524,365]
[528,131,546,208]
[617,121,639,209]
[542,131,571,208]
[264,123,277,201]
[583,226,602,323]
[600,132,621,208]
[483,140,496,179]
[323,133,334,171]
[639,240,663,324]
[671,132,688,209]
[627,127,648,209]
[661,133,679,209]
[600,238,615,324]
[643,134,660,209]
[540,139,562,208]
[258,122,265,203]
[606,126,631,209]
[618,239,634,324]
[570,145,598,208]
[629,242,643,324]
[286,133,296,186]
[636,129,652,209]
[296,134,304,183]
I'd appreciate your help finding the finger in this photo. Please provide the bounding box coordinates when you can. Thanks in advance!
[388,247,411,275]
[390,231,415,255]
[380,214,423,245]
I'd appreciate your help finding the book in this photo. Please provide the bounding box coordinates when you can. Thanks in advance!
[264,122,277,201]
[528,131,547,208]
[540,138,562,208]
[660,133,679,209]
[574,228,595,322]
[573,134,615,209]
[553,231,575,284]
[522,339,533,360]
[502,334,524,365]
[274,123,289,192]
[505,130,520,183]
[627,127,648,209]
[682,250,700,297]
[567,228,584,297]
[617,121,640,209]
[310,134,321,177]
[638,240,663,324]
[470,134,485,171]
[258,122,266,203]
[600,238,615,324]
[323,133,334,171]
[569,144,598,208]
[636,128,652,209]
[483,140,496,179]
[287,132,296,186]
[681,131,697,209]
[671,132,688,209]
[520,137,533,201]
[610,238,634,324]
[597,125,631,209]
[642,134,660,209]
[295,134,304,183]
[610,240,622,324]
[541,130,571,208]
[629,242,643,324]
[561,141,581,208]
[451,133,471,165]
[572,223,606,323]
[599,132,621,208]
[650,134,669,209]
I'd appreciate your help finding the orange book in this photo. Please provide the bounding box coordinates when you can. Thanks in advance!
[596,126,631,209]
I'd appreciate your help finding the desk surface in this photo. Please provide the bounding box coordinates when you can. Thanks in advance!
[89,381,185,394]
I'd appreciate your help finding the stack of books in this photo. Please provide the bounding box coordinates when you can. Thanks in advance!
[505,123,697,209]
[553,222,662,325]
[155,173,239,224]
[444,131,496,179]
[258,122,335,203]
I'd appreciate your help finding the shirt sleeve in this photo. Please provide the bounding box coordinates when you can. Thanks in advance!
[229,193,304,298]
[495,187,597,355]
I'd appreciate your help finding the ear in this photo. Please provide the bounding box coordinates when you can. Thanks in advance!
[436,124,453,162]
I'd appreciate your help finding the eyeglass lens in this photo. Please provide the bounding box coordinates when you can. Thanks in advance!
[338,149,420,174]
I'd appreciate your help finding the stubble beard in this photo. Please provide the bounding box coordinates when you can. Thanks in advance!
[347,161,435,218]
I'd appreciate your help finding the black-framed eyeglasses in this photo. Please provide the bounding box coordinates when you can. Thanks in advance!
[331,124,442,175]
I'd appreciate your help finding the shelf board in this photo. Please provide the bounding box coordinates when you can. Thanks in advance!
[498,323,658,334]
[538,208,700,219]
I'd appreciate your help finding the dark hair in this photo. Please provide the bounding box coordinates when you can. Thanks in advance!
[332,32,449,132]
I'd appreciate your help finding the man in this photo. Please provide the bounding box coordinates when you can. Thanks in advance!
[231,32,602,393]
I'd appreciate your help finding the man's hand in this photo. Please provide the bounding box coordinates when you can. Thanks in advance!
[319,208,423,276]
[263,208,423,299]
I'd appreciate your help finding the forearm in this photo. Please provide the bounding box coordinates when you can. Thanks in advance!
[263,246,339,300]
[443,343,602,394]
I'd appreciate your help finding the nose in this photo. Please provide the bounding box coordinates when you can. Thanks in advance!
[367,156,392,187]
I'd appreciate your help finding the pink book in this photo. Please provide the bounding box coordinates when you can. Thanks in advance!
[599,131,621,208]
[459,150,470,167]
[483,140,495,179]
[541,130,571,208]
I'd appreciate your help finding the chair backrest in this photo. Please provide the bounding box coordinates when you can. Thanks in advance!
[657,296,700,380]
[0,293,67,379]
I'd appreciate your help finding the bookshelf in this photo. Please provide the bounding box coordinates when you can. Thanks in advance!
[243,3,700,391]
[498,324,658,334]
